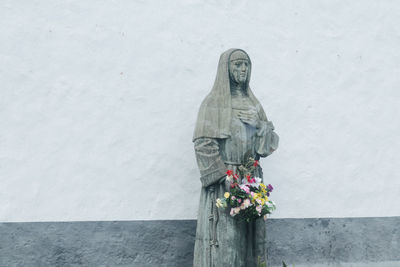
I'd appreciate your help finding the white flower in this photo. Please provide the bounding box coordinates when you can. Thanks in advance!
[216,198,223,208]
[256,205,262,214]
[216,198,227,208]
[241,177,262,188]
[243,198,251,208]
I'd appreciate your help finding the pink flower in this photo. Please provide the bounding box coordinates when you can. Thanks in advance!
[230,208,236,216]
[240,185,250,194]
[238,199,242,203]
[231,196,236,200]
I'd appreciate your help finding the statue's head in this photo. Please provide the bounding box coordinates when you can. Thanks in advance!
[229,50,250,85]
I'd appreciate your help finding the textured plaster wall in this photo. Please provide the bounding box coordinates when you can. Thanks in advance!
[1,0,400,222]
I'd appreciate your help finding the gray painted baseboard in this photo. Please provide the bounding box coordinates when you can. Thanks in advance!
[0,217,399,266]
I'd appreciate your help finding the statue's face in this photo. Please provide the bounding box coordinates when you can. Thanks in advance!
[229,59,249,84]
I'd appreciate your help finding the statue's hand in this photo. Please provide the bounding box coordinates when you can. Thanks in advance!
[238,107,260,128]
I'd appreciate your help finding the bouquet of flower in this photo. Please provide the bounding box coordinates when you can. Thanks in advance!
[216,158,276,222]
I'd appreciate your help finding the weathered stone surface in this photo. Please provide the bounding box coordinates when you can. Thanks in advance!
[193,48,279,266]
[266,217,400,266]
[0,217,399,266]
[0,220,196,267]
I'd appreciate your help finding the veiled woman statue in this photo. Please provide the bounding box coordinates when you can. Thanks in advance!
[193,49,279,267]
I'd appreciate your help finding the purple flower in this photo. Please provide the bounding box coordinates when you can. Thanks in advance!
[267,184,274,192]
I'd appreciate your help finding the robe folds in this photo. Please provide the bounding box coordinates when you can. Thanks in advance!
[193,105,278,267]
[193,49,279,267]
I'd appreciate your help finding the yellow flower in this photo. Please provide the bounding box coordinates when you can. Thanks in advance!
[256,197,265,205]
[260,183,266,189]
[224,192,230,199]
[264,196,269,202]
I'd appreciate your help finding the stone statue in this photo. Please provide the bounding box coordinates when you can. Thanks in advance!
[192,49,279,267]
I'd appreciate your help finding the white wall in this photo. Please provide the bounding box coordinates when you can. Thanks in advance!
[1,0,400,222]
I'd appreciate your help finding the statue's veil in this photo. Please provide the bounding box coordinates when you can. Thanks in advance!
[193,48,268,141]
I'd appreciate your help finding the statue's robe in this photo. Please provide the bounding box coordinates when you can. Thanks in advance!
[193,49,279,266]
[193,94,279,267]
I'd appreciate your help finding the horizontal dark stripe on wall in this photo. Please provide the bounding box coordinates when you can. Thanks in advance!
[0,217,399,266]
